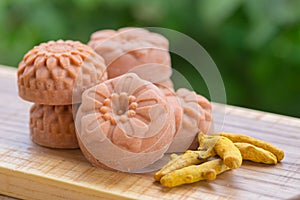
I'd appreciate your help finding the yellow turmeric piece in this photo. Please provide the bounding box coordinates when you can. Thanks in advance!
[216,132,284,161]
[154,150,206,181]
[234,142,277,164]
[170,153,179,160]
[160,159,230,188]
[198,134,242,169]
[197,132,217,159]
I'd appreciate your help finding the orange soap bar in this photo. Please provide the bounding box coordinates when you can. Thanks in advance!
[30,104,79,149]
[88,28,172,86]
[18,40,107,105]
[76,73,176,172]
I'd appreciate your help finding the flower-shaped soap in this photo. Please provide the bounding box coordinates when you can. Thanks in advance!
[76,73,175,172]
[166,88,213,153]
[88,28,172,85]
[30,104,79,149]
[17,40,107,105]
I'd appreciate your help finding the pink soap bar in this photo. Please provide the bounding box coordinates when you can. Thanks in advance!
[166,88,213,153]
[30,104,79,149]
[76,73,175,172]
[88,28,172,83]
[17,40,107,105]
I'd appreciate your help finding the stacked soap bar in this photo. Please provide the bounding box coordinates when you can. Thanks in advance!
[17,40,107,148]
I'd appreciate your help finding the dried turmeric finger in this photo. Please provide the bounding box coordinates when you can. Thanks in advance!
[216,132,284,161]
[154,150,206,181]
[215,136,242,169]
[160,166,216,188]
[198,132,217,159]
[160,159,230,188]
[170,153,179,160]
[198,133,242,169]
[234,142,277,164]
[198,149,216,160]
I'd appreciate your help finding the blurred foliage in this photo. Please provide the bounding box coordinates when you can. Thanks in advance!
[0,0,299,117]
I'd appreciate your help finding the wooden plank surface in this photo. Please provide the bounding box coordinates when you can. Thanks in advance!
[0,65,299,200]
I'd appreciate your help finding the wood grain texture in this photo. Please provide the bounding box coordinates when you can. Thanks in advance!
[0,65,300,200]
[0,194,19,200]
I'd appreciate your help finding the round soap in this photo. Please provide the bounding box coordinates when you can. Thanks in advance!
[75,73,175,172]
[167,88,213,153]
[30,104,79,149]
[17,40,107,105]
[88,27,172,83]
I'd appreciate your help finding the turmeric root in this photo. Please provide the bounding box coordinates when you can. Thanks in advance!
[160,159,230,188]
[216,132,284,161]
[170,153,179,160]
[198,134,242,169]
[198,132,217,159]
[234,142,277,164]
[154,150,206,181]
[155,132,284,188]
[215,136,242,169]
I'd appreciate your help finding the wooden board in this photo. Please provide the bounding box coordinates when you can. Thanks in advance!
[0,65,300,200]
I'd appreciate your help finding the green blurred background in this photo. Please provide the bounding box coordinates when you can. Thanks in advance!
[0,0,299,117]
